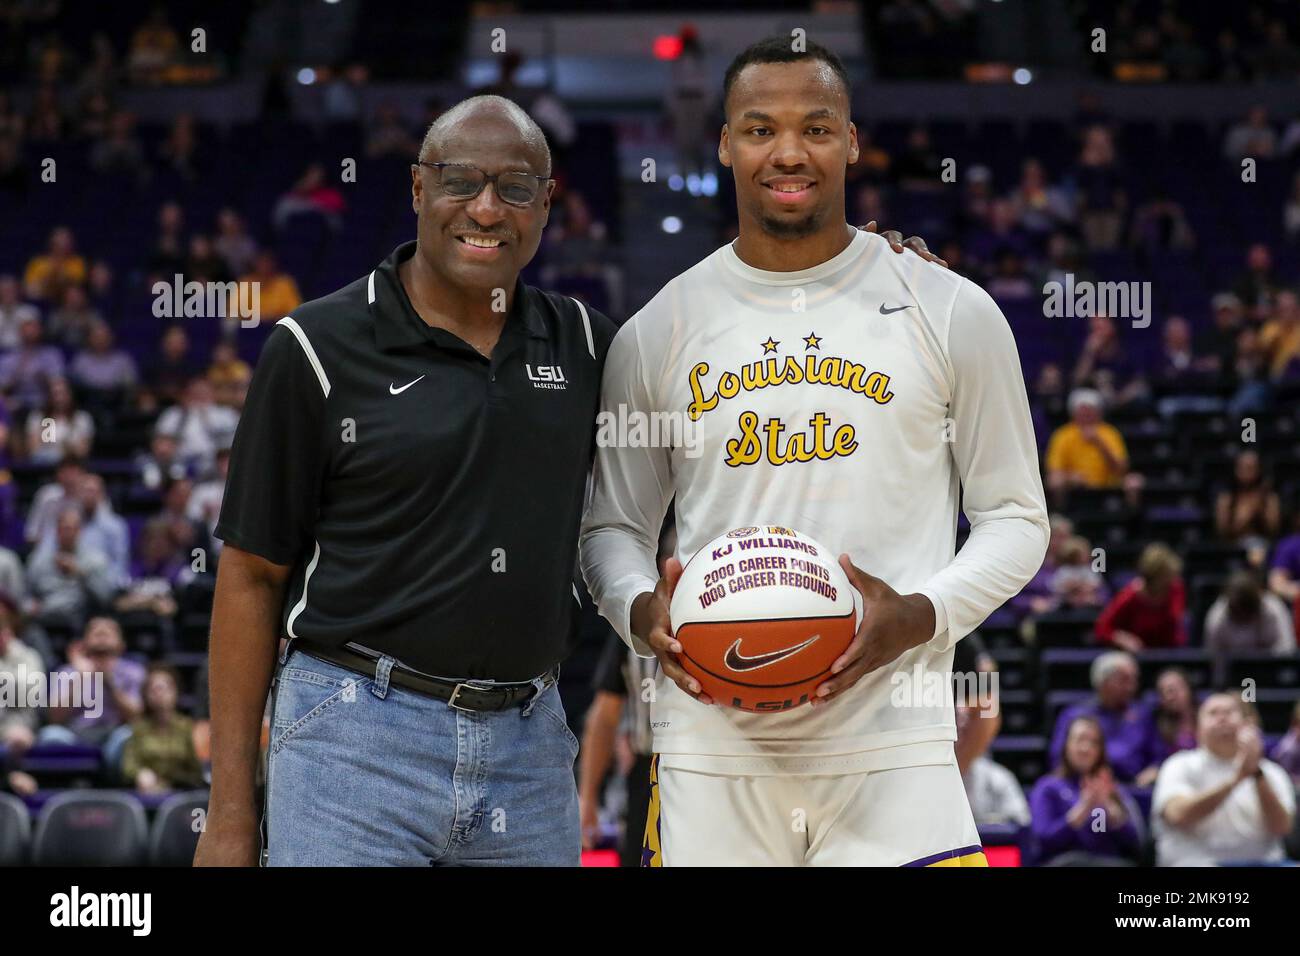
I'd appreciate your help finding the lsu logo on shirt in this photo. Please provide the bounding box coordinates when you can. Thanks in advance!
[685,334,894,468]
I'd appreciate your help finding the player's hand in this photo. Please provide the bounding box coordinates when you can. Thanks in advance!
[579,797,600,851]
[193,808,260,867]
[629,558,713,705]
[860,221,948,268]
[812,556,936,706]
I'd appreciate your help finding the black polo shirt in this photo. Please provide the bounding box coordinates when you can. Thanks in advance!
[215,241,617,680]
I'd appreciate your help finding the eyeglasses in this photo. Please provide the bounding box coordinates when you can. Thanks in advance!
[415,162,554,207]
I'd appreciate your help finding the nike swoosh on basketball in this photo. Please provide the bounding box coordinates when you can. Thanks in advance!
[723,635,820,672]
[879,303,913,314]
[389,375,425,395]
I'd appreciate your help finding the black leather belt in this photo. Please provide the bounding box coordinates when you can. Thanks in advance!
[294,641,554,712]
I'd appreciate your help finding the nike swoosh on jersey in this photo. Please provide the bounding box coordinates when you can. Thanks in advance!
[723,635,821,672]
[389,375,426,395]
[879,304,913,314]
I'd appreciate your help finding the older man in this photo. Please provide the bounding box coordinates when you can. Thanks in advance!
[1153,692,1295,866]
[1049,651,1158,783]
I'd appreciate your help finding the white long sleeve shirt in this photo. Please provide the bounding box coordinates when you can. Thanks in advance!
[580,229,1049,770]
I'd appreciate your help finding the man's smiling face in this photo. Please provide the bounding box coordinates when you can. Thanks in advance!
[719,59,858,240]
[411,111,552,292]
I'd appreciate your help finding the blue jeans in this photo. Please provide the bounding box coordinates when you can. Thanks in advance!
[264,649,580,866]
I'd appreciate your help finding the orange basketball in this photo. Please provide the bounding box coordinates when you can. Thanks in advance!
[670,526,861,712]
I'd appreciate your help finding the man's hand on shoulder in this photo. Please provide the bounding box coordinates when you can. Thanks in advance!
[860,221,949,268]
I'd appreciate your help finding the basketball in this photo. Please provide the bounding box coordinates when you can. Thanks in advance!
[670,526,862,712]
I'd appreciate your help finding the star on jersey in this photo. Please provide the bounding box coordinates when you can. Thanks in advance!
[803,332,822,351]
[760,337,780,354]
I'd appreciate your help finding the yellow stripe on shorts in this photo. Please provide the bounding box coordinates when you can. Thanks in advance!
[640,754,661,867]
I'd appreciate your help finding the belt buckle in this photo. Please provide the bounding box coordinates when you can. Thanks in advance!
[447,680,493,712]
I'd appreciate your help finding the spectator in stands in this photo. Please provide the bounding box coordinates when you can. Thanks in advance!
[1285,171,1300,241]
[127,5,179,84]
[1129,188,1195,263]
[1030,715,1144,865]
[89,110,147,183]
[985,250,1035,301]
[24,455,84,546]
[1250,21,1300,82]
[272,163,346,233]
[0,593,42,796]
[1227,325,1274,417]
[365,100,417,159]
[25,84,64,143]
[134,430,189,494]
[213,208,258,278]
[1010,513,1074,619]
[146,201,186,282]
[22,226,85,303]
[0,316,65,412]
[1269,701,1300,786]
[1140,667,1198,786]
[184,234,231,285]
[70,319,138,408]
[1223,105,1277,162]
[46,283,102,350]
[1045,388,1130,500]
[1153,315,1223,418]
[966,198,1032,268]
[539,189,624,315]
[143,324,197,408]
[1197,293,1244,379]
[0,90,24,140]
[1152,691,1295,866]
[1268,506,1300,619]
[1259,288,1300,380]
[957,699,1030,828]
[120,662,203,793]
[0,274,39,349]
[26,505,117,632]
[86,259,116,316]
[71,473,129,587]
[154,476,210,561]
[1203,570,1296,655]
[1072,125,1126,252]
[0,132,25,195]
[42,617,142,762]
[23,377,93,466]
[1071,314,1146,408]
[207,339,250,392]
[1007,157,1073,238]
[894,124,943,190]
[665,25,712,181]
[1096,542,1187,650]
[159,111,201,181]
[235,251,301,327]
[187,446,228,552]
[1050,651,1156,782]
[114,518,182,633]
[1214,450,1280,565]
[1051,534,1109,610]
[1232,242,1280,322]
[77,88,113,140]
[154,377,238,477]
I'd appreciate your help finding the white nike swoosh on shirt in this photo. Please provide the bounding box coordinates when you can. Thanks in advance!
[389,375,425,395]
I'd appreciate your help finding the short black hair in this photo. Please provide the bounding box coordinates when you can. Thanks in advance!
[722,36,850,112]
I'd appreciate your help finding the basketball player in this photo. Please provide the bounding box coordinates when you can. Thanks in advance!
[580,38,1050,865]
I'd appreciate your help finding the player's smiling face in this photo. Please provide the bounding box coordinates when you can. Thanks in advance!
[411,115,551,292]
[720,59,858,240]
